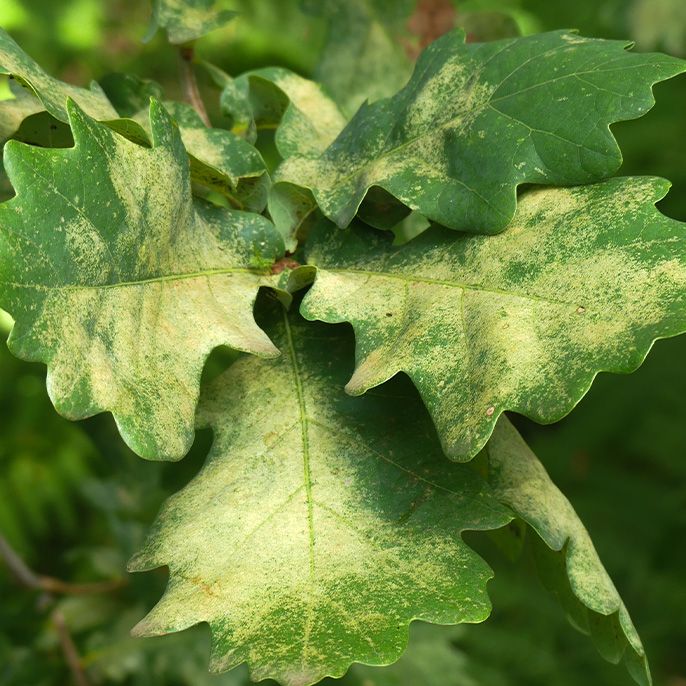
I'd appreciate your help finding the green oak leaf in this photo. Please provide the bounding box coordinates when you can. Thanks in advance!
[131,101,270,212]
[0,27,117,122]
[276,29,686,234]
[145,0,237,44]
[0,33,265,210]
[0,99,285,461]
[218,66,347,158]
[485,417,649,686]
[301,177,686,460]
[128,304,512,686]
[214,66,346,247]
[302,0,415,117]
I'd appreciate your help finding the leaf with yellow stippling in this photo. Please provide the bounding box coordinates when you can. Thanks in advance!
[128,303,512,686]
[275,29,686,234]
[485,417,650,686]
[129,101,271,212]
[0,99,285,461]
[145,0,237,44]
[0,27,117,122]
[301,177,686,460]
[216,66,347,247]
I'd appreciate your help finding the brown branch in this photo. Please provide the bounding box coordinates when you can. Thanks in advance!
[179,44,211,127]
[0,533,126,596]
[52,610,91,686]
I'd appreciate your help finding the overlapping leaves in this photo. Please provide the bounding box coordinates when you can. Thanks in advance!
[276,29,686,234]
[128,306,512,684]
[128,305,647,685]
[0,14,682,686]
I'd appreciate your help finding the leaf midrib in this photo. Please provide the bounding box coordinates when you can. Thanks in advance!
[322,267,582,309]
[0,267,262,291]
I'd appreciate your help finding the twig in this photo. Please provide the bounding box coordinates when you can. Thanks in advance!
[0,533,126,595]
[52,609,91,686]
[178,43,211,127]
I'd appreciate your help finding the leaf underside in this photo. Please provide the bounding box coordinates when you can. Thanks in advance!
[0,100,284,461]
[276,29,686,234]
[302,177,686,460]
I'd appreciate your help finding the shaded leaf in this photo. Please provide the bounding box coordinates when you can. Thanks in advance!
[98,72,165,119]
[128,304,511,686]
[0,100,284,461]
[215,66,346,247]
[145,0,237,44]
[302,0,415,117]
[219,66,347,158]
[301,177,686,460]
[276,29,685,234]
[0,86,43,144]
[485,417,649,686]
[0,27,117,122]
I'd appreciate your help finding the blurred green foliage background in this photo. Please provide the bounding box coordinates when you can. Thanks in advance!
[0,1,685,685]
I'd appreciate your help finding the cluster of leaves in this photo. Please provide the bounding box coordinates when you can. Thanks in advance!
[1,1,685,685]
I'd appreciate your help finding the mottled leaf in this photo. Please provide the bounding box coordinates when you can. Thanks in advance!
[219,66,347,158]
[276,30,686,234]
[302,0,415,117]
[145,0,237,44]
[485,417,649,686]
[0,27,117,122]
[301,178,686,460]
[216,66,346,247]
[132,101,270,212]
[0,100,284,461]
[128,304,511,686]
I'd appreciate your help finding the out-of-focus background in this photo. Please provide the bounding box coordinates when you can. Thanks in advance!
[0,1,684,685]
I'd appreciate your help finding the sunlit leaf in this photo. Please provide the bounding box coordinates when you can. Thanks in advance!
[0,100,284,461]
[302,177,686,459]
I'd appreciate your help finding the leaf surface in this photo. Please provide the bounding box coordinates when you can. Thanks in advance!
[216,66,347,247]
[0,100,284,461]
[128,305,511,686]
[485,417,649,686]
[277,30,686,233]
[0,27,117,122]
[146,0,237,44]
[301,177,686,460]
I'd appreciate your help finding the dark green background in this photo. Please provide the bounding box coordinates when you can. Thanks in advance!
[0,1,684,685]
